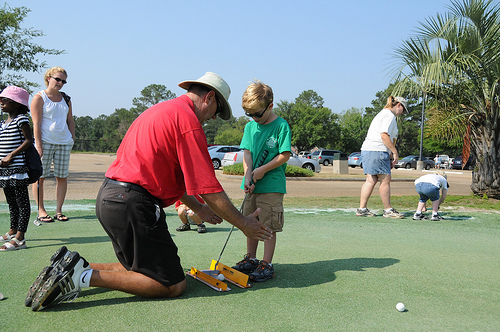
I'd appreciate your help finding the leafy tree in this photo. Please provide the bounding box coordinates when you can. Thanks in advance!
[275,90,340,151]
[132,84,176,113]
[337,108,367,154]
[0,5,63,90]
[214,128,244,145]
[392,0,500,198]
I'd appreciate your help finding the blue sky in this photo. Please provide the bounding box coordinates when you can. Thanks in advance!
[14,0,451,119]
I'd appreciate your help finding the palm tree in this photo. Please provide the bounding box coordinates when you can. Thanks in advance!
[392,0,500,198]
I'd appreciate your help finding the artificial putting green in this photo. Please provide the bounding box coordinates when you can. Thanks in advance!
[0,200,498,331]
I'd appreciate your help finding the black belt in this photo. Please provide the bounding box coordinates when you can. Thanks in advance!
[105,178,152,196]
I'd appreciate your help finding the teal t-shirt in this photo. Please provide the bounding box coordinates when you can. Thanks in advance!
[239,116,292,193]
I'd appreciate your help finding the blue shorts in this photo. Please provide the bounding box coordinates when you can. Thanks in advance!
[415,182,440,203]
[361,151,391,175]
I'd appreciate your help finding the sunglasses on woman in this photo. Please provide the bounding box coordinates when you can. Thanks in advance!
[51,76,67,84]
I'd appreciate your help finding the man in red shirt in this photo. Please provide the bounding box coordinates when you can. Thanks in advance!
[28,72,273,311]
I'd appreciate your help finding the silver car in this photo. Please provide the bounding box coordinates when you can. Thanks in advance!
[208,145,241,169]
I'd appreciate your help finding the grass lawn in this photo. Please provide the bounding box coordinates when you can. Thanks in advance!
[0,198,499,331]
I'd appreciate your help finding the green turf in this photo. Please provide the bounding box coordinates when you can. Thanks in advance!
[0,200,499,331]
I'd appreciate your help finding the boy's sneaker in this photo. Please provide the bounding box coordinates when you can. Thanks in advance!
[25,246,70,307]
[430,213,444,221]
[356,208,376,217]
[249,260,275,282]
[232,253,259,274]
[31,251,90,311]
[197,223,206,233]
[383,208,405,219]
[176,223,190,231]
[412,213,428,220]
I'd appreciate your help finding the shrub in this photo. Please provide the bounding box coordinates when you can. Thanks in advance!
[222,164,314,177]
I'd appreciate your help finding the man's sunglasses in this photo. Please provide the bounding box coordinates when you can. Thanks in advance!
[215,96,223,115]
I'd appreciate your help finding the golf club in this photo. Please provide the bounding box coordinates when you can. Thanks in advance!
[214,149,269,270]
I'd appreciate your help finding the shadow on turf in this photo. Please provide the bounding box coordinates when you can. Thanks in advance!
[26,235,112,249]
[30,258,401,310]
[182,257,400,297]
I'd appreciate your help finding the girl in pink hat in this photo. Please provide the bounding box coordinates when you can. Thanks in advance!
[0,85,33,251]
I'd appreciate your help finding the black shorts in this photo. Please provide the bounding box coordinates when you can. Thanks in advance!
[95,178,185,287]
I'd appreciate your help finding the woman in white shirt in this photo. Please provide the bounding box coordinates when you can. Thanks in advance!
[356,96,406,219]
[31,67,75,223]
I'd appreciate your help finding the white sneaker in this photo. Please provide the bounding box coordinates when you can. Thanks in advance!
[356,208,376,217]
[430,213,444,221]
[31,251,90,311]
[383,208,405,219]
[412,213,428,220]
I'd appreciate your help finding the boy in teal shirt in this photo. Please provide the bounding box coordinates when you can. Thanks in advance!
[232,81,291,282]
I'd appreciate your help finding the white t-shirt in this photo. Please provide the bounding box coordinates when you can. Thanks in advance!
[361,108,398,152]
[414,174,449,189]
[38,90,73,145]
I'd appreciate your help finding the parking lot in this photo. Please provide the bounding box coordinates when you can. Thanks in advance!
[4,154,472,202]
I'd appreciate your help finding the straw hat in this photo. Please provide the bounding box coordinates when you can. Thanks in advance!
[178,72,232,120]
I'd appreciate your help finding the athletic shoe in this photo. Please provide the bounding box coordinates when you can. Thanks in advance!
[430,213,444,221]
[25,246,70,307]
[412,213,428,220]
[232,254,259,274]
[383,208,405,219]
[176,223,190,231]
[356,208,376,217]
[197,223,206,233]
[31,251,90,311]
[249,260,275,282]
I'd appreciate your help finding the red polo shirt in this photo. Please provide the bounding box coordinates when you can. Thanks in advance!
[105,95,223,207]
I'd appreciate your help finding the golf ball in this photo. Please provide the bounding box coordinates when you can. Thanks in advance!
[217,274,225,281]
[396,302,405,312]
[0,292,4,300]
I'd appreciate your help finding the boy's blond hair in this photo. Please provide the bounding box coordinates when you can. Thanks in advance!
[241,80,273,112]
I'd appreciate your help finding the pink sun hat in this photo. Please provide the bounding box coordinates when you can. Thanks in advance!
[0,86,30,110]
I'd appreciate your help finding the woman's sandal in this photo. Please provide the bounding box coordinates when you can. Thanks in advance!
[54,213,69,222]
[1,232,16,242]
[36,215,54,223]
[0,238,27,251]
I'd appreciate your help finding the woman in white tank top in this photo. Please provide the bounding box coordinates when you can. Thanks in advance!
[30,67,75,223]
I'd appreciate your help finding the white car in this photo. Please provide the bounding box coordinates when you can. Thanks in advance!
[222,151,321,173]
[208,145,241,169]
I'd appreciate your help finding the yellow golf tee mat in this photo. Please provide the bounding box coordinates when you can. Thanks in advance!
[187,260,252,291]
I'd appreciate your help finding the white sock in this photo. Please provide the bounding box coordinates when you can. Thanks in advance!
[416,210,422,214]
[80,269,93,289]
[384,208,393,213]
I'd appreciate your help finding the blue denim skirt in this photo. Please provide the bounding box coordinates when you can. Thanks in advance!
[361,151,391,175]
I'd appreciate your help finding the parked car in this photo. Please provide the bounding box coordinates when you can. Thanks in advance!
[308,149,342,166]
[222,151,321,173]
[288,153,321,172]
[452,155,475,170]
[434,154,450,168]
[395,155,435,170]
[348,152,362,168]
[209,145,241,169]
[298,151,311,158]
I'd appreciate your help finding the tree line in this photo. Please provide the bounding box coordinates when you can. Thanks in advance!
[71,83,461,159]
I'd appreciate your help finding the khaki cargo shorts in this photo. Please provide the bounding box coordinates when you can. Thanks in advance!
[242,192,284,232]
